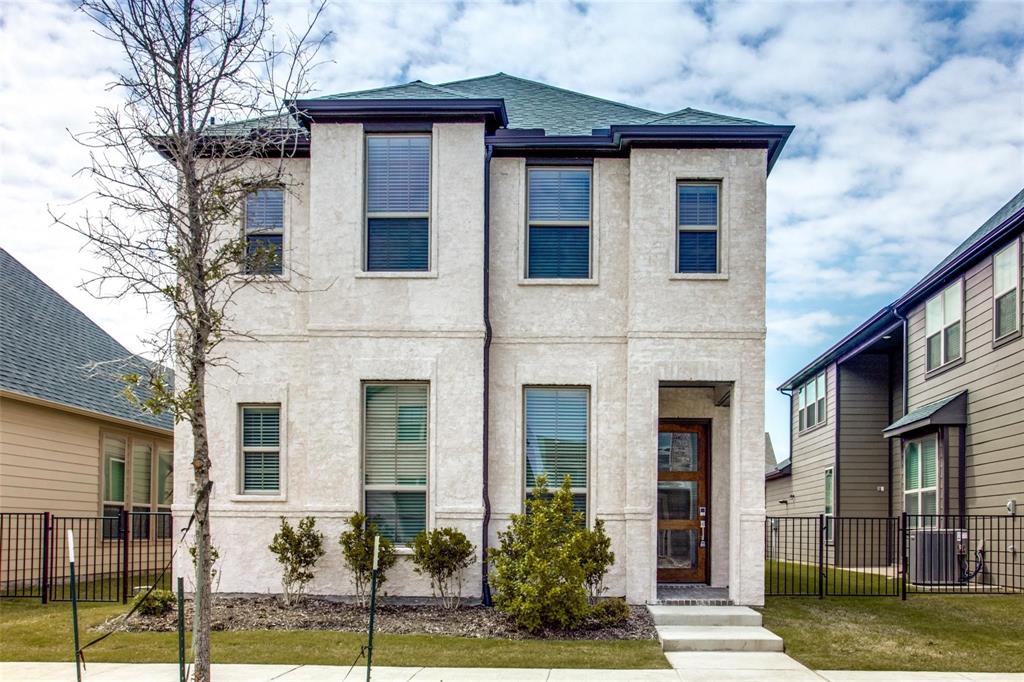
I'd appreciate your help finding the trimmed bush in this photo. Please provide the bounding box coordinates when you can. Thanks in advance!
[132,588,176,617]
[268,516,326,605]
[339,512,397,607]
[411,527,476,609]
[488,475,591,632]
[590,597,629,626]
[578,518,615,603]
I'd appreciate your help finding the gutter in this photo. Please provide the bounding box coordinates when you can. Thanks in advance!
[481,142,494,606]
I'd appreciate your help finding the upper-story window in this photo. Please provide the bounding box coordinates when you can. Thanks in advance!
[524,387,589,516]
[526,168,591,279]
[925,280,963,371]
[244,188,285,275]
[993,240,1020,340]
[797,371,826,431]
[365,135,430,272]
[677,182,719,273]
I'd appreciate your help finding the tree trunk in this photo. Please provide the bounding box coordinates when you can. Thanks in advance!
[191,356,212,682]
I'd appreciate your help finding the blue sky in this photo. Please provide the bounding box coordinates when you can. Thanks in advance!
[1,0,1022,457]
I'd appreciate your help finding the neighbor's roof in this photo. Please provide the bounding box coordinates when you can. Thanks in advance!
[778,187,1024,392]
[883,392,967,439]
[0,249,173,432]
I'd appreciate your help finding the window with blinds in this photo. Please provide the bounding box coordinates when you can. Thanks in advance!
[993,240,1020,340]
[524,387,589,516]
[244,188,285,275]
[904,436,938,527]
[240,406,281,494]
[364,383,428,544]
[797,371,827,432]
[677,183,719,273]
[365,136,430,271]
[824,467,834,542]
[103,436,126,539]
[526,168,591,279]
[925,281,963,371]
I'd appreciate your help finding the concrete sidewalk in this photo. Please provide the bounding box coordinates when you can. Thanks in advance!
[1,662,1022,682]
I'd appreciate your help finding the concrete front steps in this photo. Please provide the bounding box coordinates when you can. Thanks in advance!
[648,604,784,653]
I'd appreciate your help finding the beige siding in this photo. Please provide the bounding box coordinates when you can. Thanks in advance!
[837,354,891,517]
[904,232,1024,515]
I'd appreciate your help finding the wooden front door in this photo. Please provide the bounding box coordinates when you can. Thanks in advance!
[656,421,710,583]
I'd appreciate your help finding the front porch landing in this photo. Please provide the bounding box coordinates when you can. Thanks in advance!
[654,584,731,605]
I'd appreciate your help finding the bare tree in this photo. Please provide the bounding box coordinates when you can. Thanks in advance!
[57,1,325,679]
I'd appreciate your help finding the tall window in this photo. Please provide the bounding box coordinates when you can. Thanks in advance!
[994,240,1020,340]
[524,387,589,515]
[364,383,428,544]
[797,371,826,431]
[824,467,834,543]
[904,436,938,525]
[101,434,172,539]
[526,168,592,278]
[240,406,281,494]
[365,135,430,271]
[156,446,173,539]
[677,182,719,273]
[244,188,284,275]
[131,442,153,539]
[925,281,963,371]
[102,436,127,539]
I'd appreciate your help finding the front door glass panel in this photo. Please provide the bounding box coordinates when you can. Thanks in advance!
[658,481,697,520]
[658,529,697,570]
[656,422,708,583]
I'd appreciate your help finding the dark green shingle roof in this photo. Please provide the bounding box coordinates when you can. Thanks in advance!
[0,249,173,432]
[883,392,967,437]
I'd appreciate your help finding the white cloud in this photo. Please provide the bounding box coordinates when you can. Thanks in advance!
[768,310,854,347]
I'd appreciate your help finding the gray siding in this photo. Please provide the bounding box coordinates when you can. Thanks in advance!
[904,233,1024,515]
[837,354,891,517]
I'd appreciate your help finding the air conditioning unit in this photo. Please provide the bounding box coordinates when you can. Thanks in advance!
[908,528,961,585]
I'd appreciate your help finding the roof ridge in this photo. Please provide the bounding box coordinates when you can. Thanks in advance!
[315,79,465,100]
[440,72,660,116]
[644,107,767,126]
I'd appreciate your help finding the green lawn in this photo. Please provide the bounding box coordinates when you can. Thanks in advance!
[0,599,669,669]
[761,594,1024,672]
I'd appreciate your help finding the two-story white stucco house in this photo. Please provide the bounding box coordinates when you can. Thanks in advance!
[173,73,792,606]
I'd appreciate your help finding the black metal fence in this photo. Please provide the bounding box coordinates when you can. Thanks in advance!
[0,510,173,604]
[766,514,1023,598]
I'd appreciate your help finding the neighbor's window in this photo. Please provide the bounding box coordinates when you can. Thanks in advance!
[925,280,963,371]
[131,441,153,539]
[677,182,719,273]
[904,436,938,527]
[526,167,592,278]
[102,436,127,539]
[993,240,1020,340]
[365,135,430,271]
[524,387,589,516]
[364,383,428,544]
[240,405,281,494]
[824,467,834,543]
[156,445,174,539]
[244,188,285,275]
[797,371,827,432]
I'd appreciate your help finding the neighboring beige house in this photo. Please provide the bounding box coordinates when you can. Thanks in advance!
[176,73,793,606]
[0,249,173,519]
[769,188,1023,529]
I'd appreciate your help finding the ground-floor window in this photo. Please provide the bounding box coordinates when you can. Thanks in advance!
[524,386,589,516]
[363,382,428,544]
[824,467,834,542]
[101,432,173,539]
[904,435,938,526]
[240,405,281,494]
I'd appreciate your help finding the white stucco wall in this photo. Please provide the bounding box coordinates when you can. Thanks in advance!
[175,125,768,605]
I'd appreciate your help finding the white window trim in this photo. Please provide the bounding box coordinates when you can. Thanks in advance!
[993,238,1021,342]
[241,186,289,281]
[361,381,430,546]
[903,435,939,526]
[518,162,600,286]
[522,385,591,521]
[925,280,964,372]
[362,133,433,275]
[797,371,827,433]
[237,403,284,497]
[671,179,726,279]
[824,467,834,544]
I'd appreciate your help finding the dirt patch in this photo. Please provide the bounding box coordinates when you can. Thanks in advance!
[106,596,657,641]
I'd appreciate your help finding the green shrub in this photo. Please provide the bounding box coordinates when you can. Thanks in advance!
[411,527,476,609]
[132,588,176,617]
[339,512,397,607]
[268,516,326,605]
[590,597,629,627]
[488,475,591,632]
[578,518,615,603]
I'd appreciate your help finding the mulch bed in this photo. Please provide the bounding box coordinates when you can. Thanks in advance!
[105,595,657,641]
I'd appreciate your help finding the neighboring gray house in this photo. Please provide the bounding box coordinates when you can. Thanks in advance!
[769,189,1024,530]
[175,73,792,606]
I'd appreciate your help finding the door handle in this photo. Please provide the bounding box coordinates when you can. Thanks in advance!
[699,520,706,548]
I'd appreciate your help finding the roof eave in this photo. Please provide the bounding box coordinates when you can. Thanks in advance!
[287,98,509,132]
[610,124,795,175]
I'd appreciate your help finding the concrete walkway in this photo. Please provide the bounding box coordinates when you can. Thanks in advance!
[1,662,1022,682]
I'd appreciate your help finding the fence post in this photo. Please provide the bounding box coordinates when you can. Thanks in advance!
[818,513,825,599]
[121,509,130,605]
[900,511,907,601]
[40,512,50,604]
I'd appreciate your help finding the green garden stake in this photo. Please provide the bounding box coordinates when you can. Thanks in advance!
[177,550,186,682]
[68,529,82,682]
[366,534,380,682]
